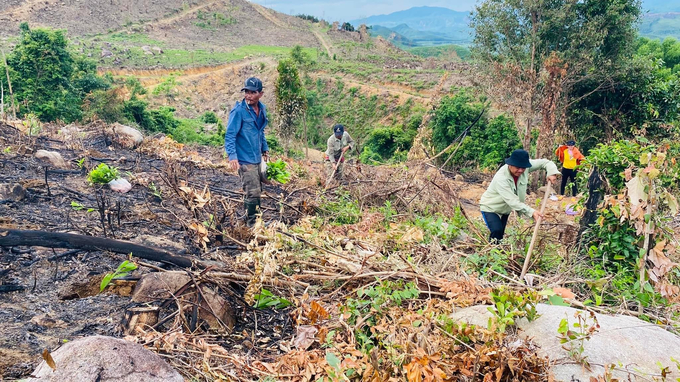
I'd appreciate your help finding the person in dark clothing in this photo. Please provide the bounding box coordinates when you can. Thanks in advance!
[224,77,269,227]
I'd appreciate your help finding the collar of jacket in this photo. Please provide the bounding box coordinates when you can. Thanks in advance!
[241,99,265,118]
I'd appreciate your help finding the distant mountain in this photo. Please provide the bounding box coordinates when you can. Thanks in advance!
[642,0,680,14]
[368,25,418,48]
[350,6,472,44]
[355,3,680,47]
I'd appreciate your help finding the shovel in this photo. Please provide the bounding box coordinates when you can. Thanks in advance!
[520,181,552,283]
[323,150,346,191]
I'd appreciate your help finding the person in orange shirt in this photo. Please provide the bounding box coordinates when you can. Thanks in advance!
[555,140,585,196]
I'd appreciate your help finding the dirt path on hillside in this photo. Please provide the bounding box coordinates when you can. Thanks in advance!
[250,2,289,29]
[312,29,333,57]
[309,72,430,101]
[146,0,219,29]
[101,57,275,87]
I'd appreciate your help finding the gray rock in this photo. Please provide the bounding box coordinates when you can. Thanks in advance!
[110,123,144,149]
[26,335,183,382]
[152,46,163,55]
[0,183,25,201]
[35,150,68,169]
[100,49,113,58]
[450,304,680,381]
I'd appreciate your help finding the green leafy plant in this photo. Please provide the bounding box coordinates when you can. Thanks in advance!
[487,288,540,333]
[100,259,137,292]
[412,207,467,245]
[319,189,361,225]
[71,201,95,213]
[76,157,86,169]
[341,280,420,351]
[266,159,291,184]
[557,311,600,367]
[87,163,119,184]
[253,289,292,309]
[148,182,162,199]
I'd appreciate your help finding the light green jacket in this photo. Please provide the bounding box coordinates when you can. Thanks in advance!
[479,159,560,218]
[325,132,354,161]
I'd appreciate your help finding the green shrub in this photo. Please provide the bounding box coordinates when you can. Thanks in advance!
[430,89,521,170]
[319,190,361,225]
[83,88,125,122]
[88,163,119,184]
[3,23,109,122]
[266,159,291,184]
[201,111,219,124]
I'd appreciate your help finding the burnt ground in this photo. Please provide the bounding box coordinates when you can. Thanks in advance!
[0,122,305,379]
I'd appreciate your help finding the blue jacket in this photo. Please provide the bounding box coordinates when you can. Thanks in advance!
[224,99,269,164]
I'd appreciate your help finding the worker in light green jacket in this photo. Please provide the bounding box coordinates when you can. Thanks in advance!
[480,149,560,242]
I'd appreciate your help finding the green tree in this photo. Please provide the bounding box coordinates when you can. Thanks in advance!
[274,58,306,147]
[471,0,641,155]
[290,45,309,68]
[341,22,355,32]
[4,23,107,122]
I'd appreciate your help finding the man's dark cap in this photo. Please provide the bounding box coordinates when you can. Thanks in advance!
[566,140,576,146]
[505,149,532,168]
[241,77,263,92]
[333,124,344,135]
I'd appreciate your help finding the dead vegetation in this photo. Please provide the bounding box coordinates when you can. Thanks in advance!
[0,119,577,381]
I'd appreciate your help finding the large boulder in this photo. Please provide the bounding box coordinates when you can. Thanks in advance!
[450,304,680,381]
[26,335,183,382]
[35,150,68,169]
[110,123,144,149]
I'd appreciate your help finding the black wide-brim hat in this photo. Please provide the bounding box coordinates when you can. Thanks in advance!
[505,149,532,168]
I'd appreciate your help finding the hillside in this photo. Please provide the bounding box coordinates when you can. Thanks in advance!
[639,12,680,40]
[0,0,319,50]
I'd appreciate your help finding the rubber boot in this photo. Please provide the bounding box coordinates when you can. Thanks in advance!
[245,198,261,227]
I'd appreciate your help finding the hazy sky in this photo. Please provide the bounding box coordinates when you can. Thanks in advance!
[250,0,479,22]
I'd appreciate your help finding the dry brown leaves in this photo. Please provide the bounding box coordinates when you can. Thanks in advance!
[439,277,491,307]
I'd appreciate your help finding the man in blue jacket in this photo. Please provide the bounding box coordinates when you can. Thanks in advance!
[224,77,269,226]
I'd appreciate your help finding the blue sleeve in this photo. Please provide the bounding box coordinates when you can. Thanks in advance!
[224,106,241,161]
[261,129,269,153]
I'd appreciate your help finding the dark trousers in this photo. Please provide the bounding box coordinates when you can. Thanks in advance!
[482,211,509,243]
[560,168,578,196]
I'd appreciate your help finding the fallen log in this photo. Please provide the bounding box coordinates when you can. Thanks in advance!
[0,229,194,268]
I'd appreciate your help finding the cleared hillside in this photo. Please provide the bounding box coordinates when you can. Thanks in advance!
[0,0,319,50]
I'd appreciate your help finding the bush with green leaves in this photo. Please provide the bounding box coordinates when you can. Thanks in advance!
[2,23,109,122]
[430,89,521,170]
[342,280,420,351]
[266,159,291,184]
[319,190,362,225]
[581,139,680,193]
[487,287,540,333]
[411,207,467,245]
[87,163,120,184]
[360,119,419,163]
